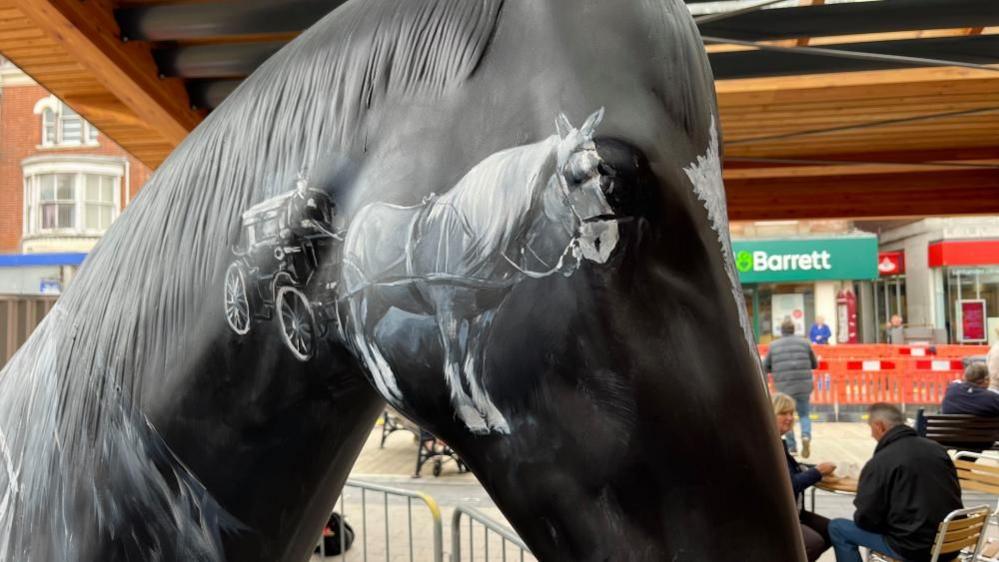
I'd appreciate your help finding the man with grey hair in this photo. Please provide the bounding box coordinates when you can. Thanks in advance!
[828,403,961,562]
[941,363,999,416]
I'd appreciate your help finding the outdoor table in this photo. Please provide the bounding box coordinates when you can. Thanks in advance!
[809,476,859,512]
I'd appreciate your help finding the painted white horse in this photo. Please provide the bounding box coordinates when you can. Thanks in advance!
[341,108,618,434]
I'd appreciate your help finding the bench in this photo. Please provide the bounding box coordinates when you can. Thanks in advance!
[915,409,999,452]
[380,408,468,478]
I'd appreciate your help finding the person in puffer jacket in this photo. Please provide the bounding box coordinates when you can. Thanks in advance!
[764,319,818,457]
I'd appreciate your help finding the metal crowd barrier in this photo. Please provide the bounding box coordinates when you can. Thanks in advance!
[451,504,534,562]
[325,479,444,561]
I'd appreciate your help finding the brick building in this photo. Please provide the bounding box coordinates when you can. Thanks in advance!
[0,59,152,295]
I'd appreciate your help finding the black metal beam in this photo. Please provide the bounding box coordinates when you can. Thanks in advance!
[698,0,999,42]
[116,0,348,42]
[153,41,286,79]
[709,35,999,80]
[187,79,242,110]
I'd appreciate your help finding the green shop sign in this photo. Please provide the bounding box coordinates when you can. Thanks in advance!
[732,237,878,283]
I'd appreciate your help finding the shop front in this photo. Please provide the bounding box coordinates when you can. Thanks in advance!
[873,250,907,342]
[733,236,879,344]
[930,240,999,345]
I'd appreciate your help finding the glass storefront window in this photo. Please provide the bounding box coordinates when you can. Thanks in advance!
[872,276,907,342]
[945,267,999,343]
[749,283,815,344]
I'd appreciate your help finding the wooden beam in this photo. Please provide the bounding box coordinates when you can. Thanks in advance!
[14,0,202,145]
[796,0,824,47]
[61,94,157,129]
[726,169,999,220]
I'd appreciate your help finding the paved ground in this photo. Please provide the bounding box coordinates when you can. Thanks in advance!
[356,417,878,479]
[307,418,997,562]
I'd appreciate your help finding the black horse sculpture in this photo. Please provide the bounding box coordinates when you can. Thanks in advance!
[0,0,806,560]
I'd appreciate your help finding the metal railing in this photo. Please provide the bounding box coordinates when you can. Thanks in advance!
[451,504,534,562]
[0,296,56,369]
[326,479,444,561]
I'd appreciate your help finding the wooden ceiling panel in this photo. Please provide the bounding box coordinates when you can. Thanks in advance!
[0,0,994,219]
[0,0,202,167]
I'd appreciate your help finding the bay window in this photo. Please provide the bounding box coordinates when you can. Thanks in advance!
[22,157,125,237]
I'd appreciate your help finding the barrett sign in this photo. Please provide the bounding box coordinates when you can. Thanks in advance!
[732,237,879,283]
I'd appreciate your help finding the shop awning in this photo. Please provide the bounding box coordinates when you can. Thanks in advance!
[929,240,999,267]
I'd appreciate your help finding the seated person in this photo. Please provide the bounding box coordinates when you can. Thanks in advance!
[772,393,835,561]
[941,363,999,416]
[285,172,337,239]
[829,403,962,562]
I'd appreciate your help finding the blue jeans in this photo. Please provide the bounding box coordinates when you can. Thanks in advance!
[828,518,901,562]
[784,394,812,451]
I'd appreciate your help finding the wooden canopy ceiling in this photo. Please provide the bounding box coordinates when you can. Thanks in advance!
[0,0,997,220]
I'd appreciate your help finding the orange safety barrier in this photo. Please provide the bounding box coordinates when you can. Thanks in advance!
[764,362,835,404]
[837,360,903,406]
[897,345,935,357]
[934,344,990,358]
[757,345,985,419]
[902,359,963,406]
[758,344,987,361]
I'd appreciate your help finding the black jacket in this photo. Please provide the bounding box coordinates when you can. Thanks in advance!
[763,336,818,397]
[941,381,999,416]
[784,440,822,508]
[854,425,962,562]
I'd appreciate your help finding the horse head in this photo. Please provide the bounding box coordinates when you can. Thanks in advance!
[550,107,620,265]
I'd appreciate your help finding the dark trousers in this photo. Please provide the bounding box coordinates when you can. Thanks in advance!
[800,509,832,562]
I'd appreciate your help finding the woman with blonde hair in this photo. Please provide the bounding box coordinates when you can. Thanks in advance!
[773,392,836,561]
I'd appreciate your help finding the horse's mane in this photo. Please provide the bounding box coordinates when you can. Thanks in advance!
[0,0,503,555]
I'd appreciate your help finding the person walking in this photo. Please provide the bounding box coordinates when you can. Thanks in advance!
[764,319,818,457]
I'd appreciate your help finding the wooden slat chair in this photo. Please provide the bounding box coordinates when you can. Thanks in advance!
[868,506,991,562]
[916,409,999,452]
[954,453,999,511]
[954,452,999,561]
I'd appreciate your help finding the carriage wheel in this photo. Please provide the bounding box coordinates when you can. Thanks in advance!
[277,286,316,361]
[224,262,252,336]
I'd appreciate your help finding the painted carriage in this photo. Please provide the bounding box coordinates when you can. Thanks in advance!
[223,189,341,361]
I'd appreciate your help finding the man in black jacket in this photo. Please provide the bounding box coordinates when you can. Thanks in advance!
[828,403,962,562]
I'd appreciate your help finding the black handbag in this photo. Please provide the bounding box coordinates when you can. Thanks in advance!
[321,512,355,555]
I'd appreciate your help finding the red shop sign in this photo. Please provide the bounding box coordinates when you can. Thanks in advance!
[878,251,905,276]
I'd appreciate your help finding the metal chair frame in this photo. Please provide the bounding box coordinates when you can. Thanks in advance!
[868,505,991,562]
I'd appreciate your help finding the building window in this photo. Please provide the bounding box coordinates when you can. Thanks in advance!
[23,168,121,236]
[39,173,76,229]
[84,174,115,230]
[33,97,99,147]
[60,106,82,144]
[42,108,56,145]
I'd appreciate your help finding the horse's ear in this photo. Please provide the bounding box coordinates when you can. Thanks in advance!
[556,113,573,138]
[581,107,605,137]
